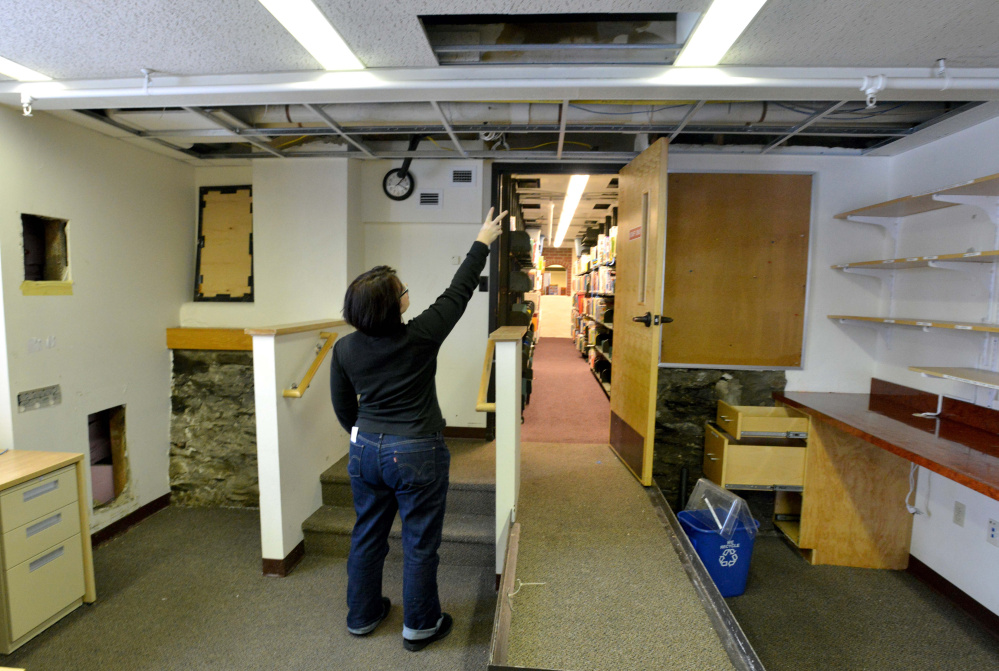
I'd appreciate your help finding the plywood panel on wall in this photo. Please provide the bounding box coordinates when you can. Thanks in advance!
[661,173,811,367]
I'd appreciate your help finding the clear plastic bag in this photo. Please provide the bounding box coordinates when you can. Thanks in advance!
[683,478,757,541]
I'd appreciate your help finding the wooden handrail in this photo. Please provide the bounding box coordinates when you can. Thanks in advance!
[283,332,338,398]
[475,327,527,413]
[475,339,497,413]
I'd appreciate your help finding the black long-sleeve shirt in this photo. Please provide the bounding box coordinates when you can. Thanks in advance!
[329,241,490,436]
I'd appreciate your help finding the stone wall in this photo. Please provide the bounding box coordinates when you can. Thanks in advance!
[653,368,786,510]
[170,350,258,507]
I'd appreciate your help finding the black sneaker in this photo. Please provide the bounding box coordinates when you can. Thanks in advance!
[403,613,453,652]
[348,597,391,636]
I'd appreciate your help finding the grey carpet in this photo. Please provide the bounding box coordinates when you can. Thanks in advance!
[3,506,496,671]
[727,534,999,670]
[507,442,735,671]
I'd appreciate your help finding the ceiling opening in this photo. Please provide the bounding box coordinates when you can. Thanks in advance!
[419,13,697,65]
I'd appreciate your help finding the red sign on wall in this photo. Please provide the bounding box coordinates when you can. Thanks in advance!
[629,227,642,241]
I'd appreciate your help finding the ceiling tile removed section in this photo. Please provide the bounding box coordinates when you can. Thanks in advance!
[420,13,698,65]
[85,99,981,160]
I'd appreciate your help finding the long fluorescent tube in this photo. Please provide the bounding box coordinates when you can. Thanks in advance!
[0,56,51,81]
[554,175,590,247]
[673,0,768,67]
[258,0,364,71]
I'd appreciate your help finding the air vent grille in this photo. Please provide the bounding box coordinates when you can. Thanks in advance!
[419,191,442,207]
[451,168,475,185]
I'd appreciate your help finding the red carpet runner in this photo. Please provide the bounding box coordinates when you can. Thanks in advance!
[521,337,611,443]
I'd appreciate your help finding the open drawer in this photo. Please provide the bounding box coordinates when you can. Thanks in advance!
[716,401,809,441]
[703,422,807,490]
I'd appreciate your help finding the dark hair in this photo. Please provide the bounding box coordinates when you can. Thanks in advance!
[343,265,404,336]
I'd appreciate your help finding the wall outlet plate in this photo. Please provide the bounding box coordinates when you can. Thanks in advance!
[988,519,999,548]
[953,501,966,527]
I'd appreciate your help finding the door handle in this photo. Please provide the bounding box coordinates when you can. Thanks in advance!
[633,313,674,327]
[633,312,653,327]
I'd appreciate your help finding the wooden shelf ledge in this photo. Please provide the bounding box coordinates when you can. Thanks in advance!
[830,315,999,333]
[166,328,253,351]
[909,366,999,391]
[835,172,999,220]
[833,249,999,270]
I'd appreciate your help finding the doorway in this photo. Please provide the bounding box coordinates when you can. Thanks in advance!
[492,166,621,445]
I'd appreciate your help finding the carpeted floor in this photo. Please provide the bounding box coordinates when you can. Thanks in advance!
[727,534,999,670]
[507,442,735,671]
[3,507,496,671]
[522,337,610,444]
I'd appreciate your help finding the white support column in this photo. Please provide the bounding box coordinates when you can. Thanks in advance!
[493,331,523,575]
[251,334,287,562]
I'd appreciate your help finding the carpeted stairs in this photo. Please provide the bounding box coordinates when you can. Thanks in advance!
[302,438,497,568]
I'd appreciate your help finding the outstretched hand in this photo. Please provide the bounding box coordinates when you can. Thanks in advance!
[476,207,508,246]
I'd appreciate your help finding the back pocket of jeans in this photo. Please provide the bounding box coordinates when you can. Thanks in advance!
[347,443,362,478]
[392,448,436,489]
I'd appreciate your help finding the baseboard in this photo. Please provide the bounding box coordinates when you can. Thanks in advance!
[907,554,999,638]
[91,493,171,548]
[444,426,491,440]
[262,540,305,577]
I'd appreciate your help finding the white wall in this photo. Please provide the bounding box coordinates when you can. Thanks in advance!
[0,106,193,530]
[361,159,492,429]
[876,117,999,615]
[180,159,354,327]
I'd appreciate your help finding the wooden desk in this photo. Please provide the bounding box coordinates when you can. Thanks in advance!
[776,392,999,502]
[0,451,96,653]
[769,393,918,569]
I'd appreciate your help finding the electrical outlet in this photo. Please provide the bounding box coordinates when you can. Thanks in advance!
[953,501,966,527]
[988,519,999,548]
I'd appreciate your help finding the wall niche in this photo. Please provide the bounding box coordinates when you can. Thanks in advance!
[88,405,128,507]
[21,213,72,295]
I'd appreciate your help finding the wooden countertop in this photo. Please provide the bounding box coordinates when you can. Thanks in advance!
[0,451,82,491]
[776,391,999,501]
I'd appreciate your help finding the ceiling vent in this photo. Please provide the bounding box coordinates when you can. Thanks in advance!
[451,167,476,186]
[419,191,442,207]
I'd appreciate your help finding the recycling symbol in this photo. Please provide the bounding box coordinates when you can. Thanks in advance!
[719,548,739,568]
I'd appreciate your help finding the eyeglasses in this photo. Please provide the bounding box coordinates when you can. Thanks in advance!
[400,284,409,298]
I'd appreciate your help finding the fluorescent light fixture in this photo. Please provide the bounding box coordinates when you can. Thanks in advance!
[554,175,590,247]
[258,0,363,71]
[674,0,768,67]
[0,56,51,81]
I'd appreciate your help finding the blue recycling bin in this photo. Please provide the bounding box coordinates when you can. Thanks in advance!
[678,508,760,597]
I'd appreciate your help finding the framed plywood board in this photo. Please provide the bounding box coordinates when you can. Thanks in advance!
[661,173,811,367]
[195,186,253,301]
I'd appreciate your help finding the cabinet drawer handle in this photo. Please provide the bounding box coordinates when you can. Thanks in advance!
[29,545,64,572]
[708,457,720,461]
[24,479,59,502]
[719,415,730,421]
[26,512,62,538]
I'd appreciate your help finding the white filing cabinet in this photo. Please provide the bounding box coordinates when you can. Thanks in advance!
[0,452,95,654]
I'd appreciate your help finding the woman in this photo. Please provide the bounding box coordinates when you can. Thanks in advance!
[330,207,506,652]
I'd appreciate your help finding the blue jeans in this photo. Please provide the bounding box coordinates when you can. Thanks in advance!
[346,431,450,639]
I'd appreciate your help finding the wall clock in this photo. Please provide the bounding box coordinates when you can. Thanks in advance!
[382,135,422,201]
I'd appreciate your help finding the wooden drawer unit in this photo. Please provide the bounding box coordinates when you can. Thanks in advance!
[704,422,807,490]
[716,401,809,441]
[0,452,95,654]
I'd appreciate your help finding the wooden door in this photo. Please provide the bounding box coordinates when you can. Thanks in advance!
[609,139,669,486]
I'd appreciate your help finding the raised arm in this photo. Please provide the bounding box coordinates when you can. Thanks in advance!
[409,208,506,343]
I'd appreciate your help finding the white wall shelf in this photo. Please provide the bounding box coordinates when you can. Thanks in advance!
[830,315,999,334]
[835,172,999,224]
[909,366,999,391]
[833,250,999,271]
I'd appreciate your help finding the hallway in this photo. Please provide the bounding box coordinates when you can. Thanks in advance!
[521,337,610,444]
